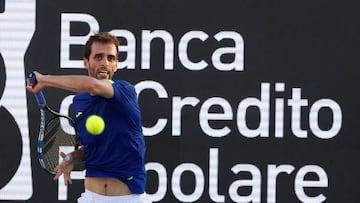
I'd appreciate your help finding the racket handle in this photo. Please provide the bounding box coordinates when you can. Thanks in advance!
[27,72,47,108]
[34,91,46,109]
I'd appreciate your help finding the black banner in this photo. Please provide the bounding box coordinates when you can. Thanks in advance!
[0,0,359,202]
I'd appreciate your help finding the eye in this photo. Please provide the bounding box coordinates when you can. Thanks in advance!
[108,55,116,62]
[94,54,102,61]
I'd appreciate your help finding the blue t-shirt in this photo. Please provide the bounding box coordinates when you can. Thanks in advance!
[73,80,146,194]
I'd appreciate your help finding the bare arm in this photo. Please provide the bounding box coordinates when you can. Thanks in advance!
[67,147,85,163]
[26,71,114,98]
[53,148,85,185]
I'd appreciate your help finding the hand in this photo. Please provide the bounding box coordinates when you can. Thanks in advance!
[53,152,75,185]
[26,71,44,93]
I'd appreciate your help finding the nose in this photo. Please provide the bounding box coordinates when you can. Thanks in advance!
[100,57,110,67]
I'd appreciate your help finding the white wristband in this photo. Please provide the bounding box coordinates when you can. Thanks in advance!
[64,153,71,161]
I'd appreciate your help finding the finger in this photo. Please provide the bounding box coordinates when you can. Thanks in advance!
[26,82,35,92]
[53,172,60,181]
[26,80,33,88]
[53,167,63,181]
[60,151,66,158]
[64,171,72,185]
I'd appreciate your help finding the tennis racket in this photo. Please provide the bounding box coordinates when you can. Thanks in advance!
[27,72,80,174]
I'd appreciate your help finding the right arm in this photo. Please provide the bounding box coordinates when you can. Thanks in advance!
[26,71,114,99]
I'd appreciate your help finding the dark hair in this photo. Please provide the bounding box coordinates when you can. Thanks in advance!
[84,32,119,59]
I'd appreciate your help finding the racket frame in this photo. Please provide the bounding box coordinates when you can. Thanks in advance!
[28,72,79,174]
[37,106,79,174]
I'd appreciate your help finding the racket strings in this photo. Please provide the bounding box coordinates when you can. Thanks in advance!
[42,116,78,173]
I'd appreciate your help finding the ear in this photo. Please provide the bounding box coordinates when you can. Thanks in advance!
[113,62,118,73]
[83,57,89,70]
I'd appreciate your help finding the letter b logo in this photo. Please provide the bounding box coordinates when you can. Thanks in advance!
[0,0,35,200]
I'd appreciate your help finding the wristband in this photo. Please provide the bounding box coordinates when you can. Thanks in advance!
[64,153,71,161]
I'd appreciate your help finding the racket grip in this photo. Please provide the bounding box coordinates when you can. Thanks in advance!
[34,91,46,109]
[27,72,38,86]
[27,72,47,108]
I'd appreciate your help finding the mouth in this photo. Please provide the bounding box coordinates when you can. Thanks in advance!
[98,70,110,79]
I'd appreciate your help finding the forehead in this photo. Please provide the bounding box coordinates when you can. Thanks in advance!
[90,41,117,56]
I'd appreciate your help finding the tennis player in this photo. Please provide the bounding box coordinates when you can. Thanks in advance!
[27,32,151,203]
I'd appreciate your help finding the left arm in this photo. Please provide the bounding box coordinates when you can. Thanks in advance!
[53,148,85,185]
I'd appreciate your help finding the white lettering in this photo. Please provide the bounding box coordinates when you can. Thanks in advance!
[60,81,342,139]
[179,31,209,70]
[172,163,205,202]
[110,29,136,69]
[213,31,244,71]
[56,147,329,202]
[60,95,75,135]
[309,99,342,139]
[209,148,225,202]
[141,30,174,70]
[295,165,328,202]
[60,13,244,71]
[135,80,168,136]
[60,13,99,68]
[288,88,308,138]
[145,162,167,201]
[237,83,270,138]
[172,97,200,136]
[267,164,295,202]
[200,97,232,137]
[275,83,285,138]
[229,164,261,202]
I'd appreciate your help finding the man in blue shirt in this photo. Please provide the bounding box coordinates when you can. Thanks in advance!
[27,32,150,203]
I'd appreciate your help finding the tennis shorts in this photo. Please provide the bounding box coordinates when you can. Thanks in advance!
[77,190,152,203]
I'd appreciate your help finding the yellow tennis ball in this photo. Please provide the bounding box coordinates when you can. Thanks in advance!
[85,115,105,135]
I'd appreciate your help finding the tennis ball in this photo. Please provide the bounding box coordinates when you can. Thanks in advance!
[85,115,105,135]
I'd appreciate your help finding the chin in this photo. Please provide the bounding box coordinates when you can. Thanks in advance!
[97,74,110,80]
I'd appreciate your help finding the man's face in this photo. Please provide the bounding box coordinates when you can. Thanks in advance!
[84,42,118,79]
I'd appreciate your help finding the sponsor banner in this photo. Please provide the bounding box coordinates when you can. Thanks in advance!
[0,0,359,202]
